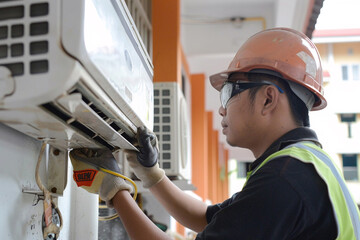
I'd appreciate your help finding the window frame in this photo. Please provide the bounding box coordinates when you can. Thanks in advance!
[341,154,359,181]
[341,64,360,81]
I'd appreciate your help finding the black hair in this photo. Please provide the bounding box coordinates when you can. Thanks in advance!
[245,73,310,127]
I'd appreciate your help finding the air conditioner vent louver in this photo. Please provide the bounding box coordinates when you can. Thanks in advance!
[41,102,114,149]
[41,87,137,152]
[67,86,133,144]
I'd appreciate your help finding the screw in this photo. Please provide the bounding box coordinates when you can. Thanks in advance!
[47,233,55,240]
[53,149,60,156]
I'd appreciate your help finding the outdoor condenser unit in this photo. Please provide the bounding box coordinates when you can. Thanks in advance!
[153,82,191,181]
[0,0,154,151]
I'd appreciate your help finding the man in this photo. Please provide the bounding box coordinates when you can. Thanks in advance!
[70,28,360,239]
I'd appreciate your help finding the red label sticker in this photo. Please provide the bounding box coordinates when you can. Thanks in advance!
[73,169,98,187]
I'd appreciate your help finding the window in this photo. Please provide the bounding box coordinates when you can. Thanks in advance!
[340,113,356,122]
[340,113,357,138]
[236,161,251,178]
[352,65,360,80]
[342,154,358,181]
[341,64,360,81]
[342,65,349,80]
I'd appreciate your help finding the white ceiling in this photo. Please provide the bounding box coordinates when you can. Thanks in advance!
[180,0,320,161]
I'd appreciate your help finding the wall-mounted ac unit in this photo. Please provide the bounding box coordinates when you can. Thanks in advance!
[153,82,191,181]
[0,0,153,151]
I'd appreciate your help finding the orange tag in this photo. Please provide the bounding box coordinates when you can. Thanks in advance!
[73,169,98,187]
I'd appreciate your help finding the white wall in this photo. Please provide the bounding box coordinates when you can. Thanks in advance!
[0,123,98,239]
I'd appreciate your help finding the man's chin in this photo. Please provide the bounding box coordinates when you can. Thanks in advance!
[226,138,236,147]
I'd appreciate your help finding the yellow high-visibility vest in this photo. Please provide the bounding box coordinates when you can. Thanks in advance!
[245,142,360,240]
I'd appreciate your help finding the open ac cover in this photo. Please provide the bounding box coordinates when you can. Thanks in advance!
[123,82,193,190]
[0,0,153,152]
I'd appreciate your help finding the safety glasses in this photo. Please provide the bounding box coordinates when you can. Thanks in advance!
[220,81,284,108]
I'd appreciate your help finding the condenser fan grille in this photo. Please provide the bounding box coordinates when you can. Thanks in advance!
[154,88,173,169]
[153,82,191,180]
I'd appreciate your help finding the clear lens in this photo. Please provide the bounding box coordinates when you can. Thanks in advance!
[220,81,283,109]
[220,83,233,108]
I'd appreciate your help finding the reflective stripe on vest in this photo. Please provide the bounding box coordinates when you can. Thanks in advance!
[245,142,360,240]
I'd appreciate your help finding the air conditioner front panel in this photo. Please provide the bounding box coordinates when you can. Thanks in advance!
[62,0,154,131]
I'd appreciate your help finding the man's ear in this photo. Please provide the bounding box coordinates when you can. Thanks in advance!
[261,85,279,115]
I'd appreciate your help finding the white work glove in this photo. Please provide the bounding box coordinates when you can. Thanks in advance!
[99,172,132,208]
[70,149,132,207]
[125,126,165,188]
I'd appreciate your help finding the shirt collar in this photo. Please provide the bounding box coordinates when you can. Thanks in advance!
[249,127,321,171]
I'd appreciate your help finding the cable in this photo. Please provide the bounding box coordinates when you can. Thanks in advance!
[98,211,120,221]
[35,142,63,234]
[98,166,138,222]
[37,144,135,223]
[181,15,266,29]
[35,142,47,192]
[99,167,138,201]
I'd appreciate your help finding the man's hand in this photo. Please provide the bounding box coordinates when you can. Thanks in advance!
[69,148,132,207]
[137,126,159,167]
[99,172,132,207]
[125,126,165,188]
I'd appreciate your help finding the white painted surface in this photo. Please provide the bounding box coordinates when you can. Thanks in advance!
[315,0,360,30]
[0,123,98,239]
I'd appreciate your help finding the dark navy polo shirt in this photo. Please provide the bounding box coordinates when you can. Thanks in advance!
[196,127,337,240]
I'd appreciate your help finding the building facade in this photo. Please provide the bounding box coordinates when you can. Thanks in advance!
[311,29,360,206]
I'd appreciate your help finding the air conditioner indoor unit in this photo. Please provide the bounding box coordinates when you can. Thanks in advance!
[153,82,192,181]
[0,0,153,151]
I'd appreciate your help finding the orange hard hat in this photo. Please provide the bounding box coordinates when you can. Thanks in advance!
[209,27,326,110]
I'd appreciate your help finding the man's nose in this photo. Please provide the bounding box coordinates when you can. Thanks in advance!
[219,106,226,117]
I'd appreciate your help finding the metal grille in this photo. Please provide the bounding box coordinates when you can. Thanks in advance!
[153,87,173,169]
[0,1,49,76]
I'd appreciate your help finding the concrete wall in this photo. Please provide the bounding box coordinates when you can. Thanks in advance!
[0,123,98,239]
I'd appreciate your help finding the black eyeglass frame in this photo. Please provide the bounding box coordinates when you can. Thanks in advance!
[220,80,284,108]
